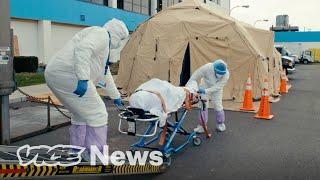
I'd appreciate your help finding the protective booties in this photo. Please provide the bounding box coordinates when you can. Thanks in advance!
[216,110,226,132]
[194,108,208,133]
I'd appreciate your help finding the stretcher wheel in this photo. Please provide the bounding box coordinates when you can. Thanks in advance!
[129,148,138,154]
[193,136,202,146]
[163,155,172,166]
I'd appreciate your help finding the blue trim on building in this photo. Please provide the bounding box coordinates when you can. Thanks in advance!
[10,0,149,31]
[275,32,320,43]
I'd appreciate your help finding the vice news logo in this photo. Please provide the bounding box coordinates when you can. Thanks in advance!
[17,145,163,167]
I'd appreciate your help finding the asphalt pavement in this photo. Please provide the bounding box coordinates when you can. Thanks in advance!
[13,64,320,180]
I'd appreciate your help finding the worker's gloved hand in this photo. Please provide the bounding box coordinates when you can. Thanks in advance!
[114,98,123,106]
[198,87,206,94]
[73,80,88,97]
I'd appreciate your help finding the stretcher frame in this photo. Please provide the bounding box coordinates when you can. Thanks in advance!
[118,106,202,161]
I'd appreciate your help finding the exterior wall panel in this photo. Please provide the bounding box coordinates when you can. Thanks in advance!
[10,19,39,58]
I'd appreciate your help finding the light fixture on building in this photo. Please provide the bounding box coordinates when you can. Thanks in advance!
[254,19,269,27]
[230,5,250,15]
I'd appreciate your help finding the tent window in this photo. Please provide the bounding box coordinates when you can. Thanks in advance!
[179,43,191,86]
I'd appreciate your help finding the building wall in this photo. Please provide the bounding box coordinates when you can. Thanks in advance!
[83,0,231,15]
[10,0,149,31]
[275,31,320,56]
[51,23,86,58]
[9,0,149,64]
[11,18,87,64]
[9,0,230,64]
[275,42,320,56]
[205,0,230,14]
[10,18,39,57]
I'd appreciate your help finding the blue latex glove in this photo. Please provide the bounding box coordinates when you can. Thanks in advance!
[73,80,88,97]
[114,98,123,106]
[198,87,206,94]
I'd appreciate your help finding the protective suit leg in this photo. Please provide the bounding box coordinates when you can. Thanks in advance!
[198,107,208,125]
[84,125,108,152]
[194,94,209,133]
[212,90,226,132]
[215,110,225,124]
[69,124,86,147]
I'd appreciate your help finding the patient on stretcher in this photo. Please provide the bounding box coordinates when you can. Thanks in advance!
[129,78,196,127]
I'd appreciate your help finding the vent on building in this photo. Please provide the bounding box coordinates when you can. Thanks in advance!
[80,14,86,21]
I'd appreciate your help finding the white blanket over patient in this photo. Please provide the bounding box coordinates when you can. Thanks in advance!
[129,78,186,127]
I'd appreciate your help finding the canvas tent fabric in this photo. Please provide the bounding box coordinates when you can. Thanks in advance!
[273,48,283,95]
[117,0,280,101]
[241,23,282,96]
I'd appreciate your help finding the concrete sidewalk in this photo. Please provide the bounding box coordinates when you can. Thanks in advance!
[9,84,51,104]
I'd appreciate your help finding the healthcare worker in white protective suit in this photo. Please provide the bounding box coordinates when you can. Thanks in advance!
[186,59,230,132]
[45,18,129,154]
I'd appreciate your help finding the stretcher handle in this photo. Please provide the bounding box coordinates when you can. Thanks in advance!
[115,103,125,111]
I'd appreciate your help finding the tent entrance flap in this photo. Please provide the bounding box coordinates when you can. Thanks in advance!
[179,43,191,86]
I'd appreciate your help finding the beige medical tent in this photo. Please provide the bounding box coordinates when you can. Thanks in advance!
[241,23,282,96]
[117,0,280,101]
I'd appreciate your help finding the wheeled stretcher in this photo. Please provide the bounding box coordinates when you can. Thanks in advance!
[117,99,203,162]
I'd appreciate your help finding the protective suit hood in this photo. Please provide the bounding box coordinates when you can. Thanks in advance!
[103,18,129,63]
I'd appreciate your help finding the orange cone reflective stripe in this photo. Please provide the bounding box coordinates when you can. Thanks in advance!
[254,78,274,120]
[240,74,255,111]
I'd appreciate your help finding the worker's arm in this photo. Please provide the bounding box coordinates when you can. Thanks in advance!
[101,68,121,99]
[205,72,230,94]
[74,28,107,80]
[185,65,207,93]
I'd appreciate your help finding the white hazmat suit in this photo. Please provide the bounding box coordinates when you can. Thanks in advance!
[186,60,230,132]
[45,19,129,153]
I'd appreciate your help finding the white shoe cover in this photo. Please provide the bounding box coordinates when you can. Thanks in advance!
[216,123,226,132]
[194,124,205,133]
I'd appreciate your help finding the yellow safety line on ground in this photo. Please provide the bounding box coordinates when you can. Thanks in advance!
[0,163,165,178]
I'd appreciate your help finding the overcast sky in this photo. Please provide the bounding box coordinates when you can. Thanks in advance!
[230,0,320,31]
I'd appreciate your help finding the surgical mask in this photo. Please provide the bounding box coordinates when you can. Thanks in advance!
[215,74,224,79]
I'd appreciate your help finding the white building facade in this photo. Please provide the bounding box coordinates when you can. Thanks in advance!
[10,0,230,64]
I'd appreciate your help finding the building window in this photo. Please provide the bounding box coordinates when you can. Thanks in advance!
[209,0,221,5]
[103,0,108,6]
[80,0,109,6]
[118,0,124,9]
[123,0,150,15]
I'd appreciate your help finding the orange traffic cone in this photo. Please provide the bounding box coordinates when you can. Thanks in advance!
[280,70,288,94]
[255,78,274,120]
[240,74,255,111]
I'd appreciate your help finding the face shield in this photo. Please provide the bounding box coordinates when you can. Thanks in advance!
[103,18,130,63]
